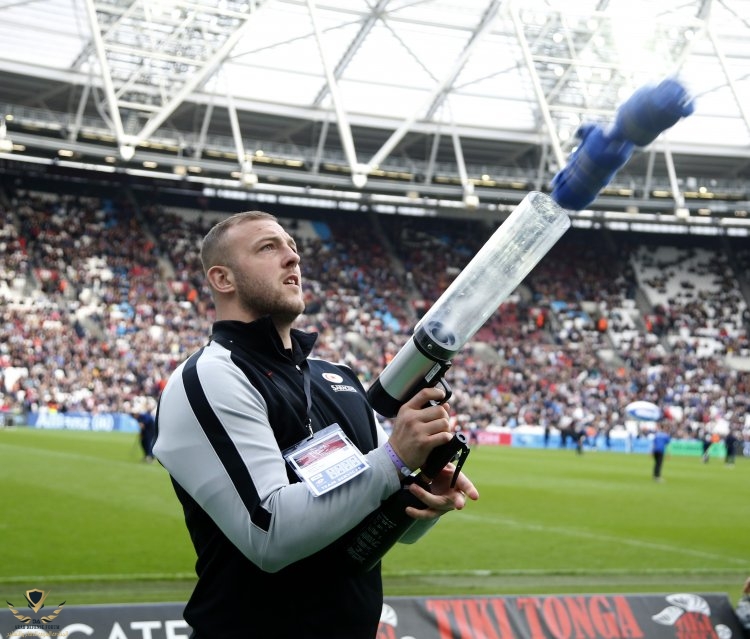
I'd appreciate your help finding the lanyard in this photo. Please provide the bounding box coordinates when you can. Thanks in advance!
[299,360,314,437]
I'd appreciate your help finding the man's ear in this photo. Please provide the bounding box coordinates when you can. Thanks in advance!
[206,265,235,294]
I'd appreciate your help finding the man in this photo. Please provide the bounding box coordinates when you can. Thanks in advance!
[651,422,671,482]
[153,211,478,639]
[135,404,156,462]
[724,430,738,466]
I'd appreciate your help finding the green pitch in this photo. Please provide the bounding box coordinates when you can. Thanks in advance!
[0,428,747,605]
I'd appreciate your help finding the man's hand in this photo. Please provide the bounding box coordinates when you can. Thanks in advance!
[404,463,480,520]
[387,387,454,472]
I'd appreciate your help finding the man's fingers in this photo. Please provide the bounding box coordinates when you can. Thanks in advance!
[406,386,446,409]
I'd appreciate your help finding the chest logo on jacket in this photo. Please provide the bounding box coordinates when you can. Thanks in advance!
[321,372,357,394]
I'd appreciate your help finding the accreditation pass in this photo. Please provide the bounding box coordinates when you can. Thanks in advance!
[284,423,370,497]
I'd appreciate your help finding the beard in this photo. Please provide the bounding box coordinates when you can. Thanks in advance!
[234,269,305,324]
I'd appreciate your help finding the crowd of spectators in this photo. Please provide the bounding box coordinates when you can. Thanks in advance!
[0,185,748,451]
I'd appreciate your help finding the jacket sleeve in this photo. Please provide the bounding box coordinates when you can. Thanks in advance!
[154,342,402,573]
[371,402,442,545]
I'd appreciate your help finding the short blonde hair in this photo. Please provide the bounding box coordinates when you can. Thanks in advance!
[199,210,277,274]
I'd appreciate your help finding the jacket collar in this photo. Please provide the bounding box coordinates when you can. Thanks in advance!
[210,316,318,364]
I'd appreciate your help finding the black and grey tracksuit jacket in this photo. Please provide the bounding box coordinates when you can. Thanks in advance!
[154,317,432,638]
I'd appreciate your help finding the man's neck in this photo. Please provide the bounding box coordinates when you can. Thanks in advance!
[270,317,293,349]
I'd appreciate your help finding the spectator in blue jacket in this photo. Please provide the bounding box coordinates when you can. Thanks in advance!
[651,423,672,482]
[135,406,156,463]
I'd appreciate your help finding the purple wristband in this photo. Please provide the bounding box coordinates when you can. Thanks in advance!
[384,442,412,477]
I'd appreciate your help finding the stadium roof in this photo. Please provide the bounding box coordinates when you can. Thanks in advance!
[1,0,750,224]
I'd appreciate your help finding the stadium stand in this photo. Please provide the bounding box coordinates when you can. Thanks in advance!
[0,173,747,454]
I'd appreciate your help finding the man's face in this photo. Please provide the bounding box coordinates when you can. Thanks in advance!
[225,219,305,323]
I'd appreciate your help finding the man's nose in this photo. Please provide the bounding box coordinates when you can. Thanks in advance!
[283,246,300,264]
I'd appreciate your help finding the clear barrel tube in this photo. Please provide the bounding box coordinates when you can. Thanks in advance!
[416,192,570,350]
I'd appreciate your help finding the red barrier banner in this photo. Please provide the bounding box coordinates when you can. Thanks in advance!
[379,593,748,639]
[0,592,746,638]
